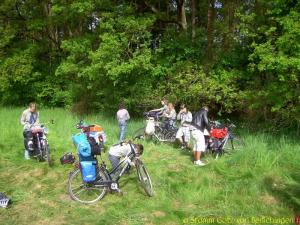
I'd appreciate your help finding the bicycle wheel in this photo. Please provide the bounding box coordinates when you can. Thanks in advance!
[68,168,108,204]
[44,143,52,167]
[136,159,153,197]
[165,130,177,142]
[223,136,245,151]
[133,127,146,140]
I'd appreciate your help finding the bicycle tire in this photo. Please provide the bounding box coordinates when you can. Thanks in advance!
[44,142,52,167]
[68,168,108,204]
[223,136,245,151]
[133,127,146,140]
[136,159,153,197]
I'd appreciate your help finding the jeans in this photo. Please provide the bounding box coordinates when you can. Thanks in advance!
[109,154,121,178]
[23,130,33,150]
[119,121,127,142]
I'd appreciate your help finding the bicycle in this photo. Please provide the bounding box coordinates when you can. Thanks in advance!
[207,120,245,159]
[28,121,53,166]
[133,111,178,143]
[68,122,153,204]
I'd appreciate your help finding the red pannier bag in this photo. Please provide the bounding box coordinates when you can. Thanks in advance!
[210,128,228,139]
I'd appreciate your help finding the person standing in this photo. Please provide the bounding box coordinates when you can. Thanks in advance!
[176,104,193,149]
[116,103,130,142]
[20,102,40,160]
[190,106,210,166]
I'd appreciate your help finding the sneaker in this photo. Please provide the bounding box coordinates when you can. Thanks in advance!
[194,160,205,166]
[181,145,186,150]
[24,150,30,160]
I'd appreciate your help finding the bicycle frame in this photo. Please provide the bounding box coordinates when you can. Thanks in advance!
[94,143,136,191]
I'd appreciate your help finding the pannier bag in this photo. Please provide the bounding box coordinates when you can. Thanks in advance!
[210,128,228,139]
[80,161,97,182]
[145,118,155,135]
[72,133,91,157]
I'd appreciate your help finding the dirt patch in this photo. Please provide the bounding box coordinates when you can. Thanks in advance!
[260,194,278,205]
[152,211,166,217]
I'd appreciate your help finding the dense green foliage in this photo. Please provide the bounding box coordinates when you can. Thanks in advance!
[0,108,299,224]
[0,1,299,125]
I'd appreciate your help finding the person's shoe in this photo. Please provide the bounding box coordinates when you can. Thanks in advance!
[194,160,205,166]
[24,150,30,160]
[181,145,186,150]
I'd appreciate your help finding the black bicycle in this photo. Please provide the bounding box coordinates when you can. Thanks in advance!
[207,120,245,159]
[67,141,153,204]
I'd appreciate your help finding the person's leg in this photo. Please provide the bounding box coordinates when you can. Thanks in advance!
[23,131,32,159]
[119,122,127,142]
[109,154,121,178]
[182,127,190,148]
[176,127,184,147]
[192,130,205,166]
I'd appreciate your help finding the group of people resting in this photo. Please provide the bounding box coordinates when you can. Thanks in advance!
[20,100,210,169]
[116,98,211,166]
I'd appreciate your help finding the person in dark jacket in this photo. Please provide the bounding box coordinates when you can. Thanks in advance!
[190,106,210,166]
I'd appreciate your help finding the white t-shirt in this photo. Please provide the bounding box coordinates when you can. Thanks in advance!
[116,109,130,123]
[109,143,133,158]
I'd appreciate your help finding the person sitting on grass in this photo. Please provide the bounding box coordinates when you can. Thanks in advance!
[108,142,144,176]
[116,103,130,142]
[20,102,40,160]
[190,106,210,166]
[176,104,193,149]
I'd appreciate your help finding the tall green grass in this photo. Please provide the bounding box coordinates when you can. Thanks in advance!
[0,107,299,225]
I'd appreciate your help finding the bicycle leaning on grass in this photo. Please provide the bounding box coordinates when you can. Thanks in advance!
[67,140,153,204]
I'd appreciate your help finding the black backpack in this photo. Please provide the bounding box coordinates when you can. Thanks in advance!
[88,137,102,155]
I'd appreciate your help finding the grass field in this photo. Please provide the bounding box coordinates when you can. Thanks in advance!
[0,107,299,225]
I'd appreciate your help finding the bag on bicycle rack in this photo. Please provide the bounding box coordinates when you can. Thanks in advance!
[80,161,97,183]
[145,118,155,135]
[72,133,91,157]
[88,136,102,155]
[210,128,228,139]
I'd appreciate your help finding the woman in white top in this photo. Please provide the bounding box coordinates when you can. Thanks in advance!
[116,103,130,142]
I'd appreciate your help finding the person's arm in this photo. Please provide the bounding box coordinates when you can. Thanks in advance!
[203,111,211,131]
[186,112,193,123]
[177,111,182,120]
[150,106,164,112]
[20,111,27,126]
[126,110,130,121]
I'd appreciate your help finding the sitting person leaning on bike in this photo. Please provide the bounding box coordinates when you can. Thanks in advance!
[108,142,144,175]
[149,98,168,116]
[20,102,40,160]
[176,104,192,149]
[162,103,177,129]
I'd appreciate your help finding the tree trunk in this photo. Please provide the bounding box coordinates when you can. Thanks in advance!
[177,0,187,31]
[191,0,197,40]
[206,0,214,61]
